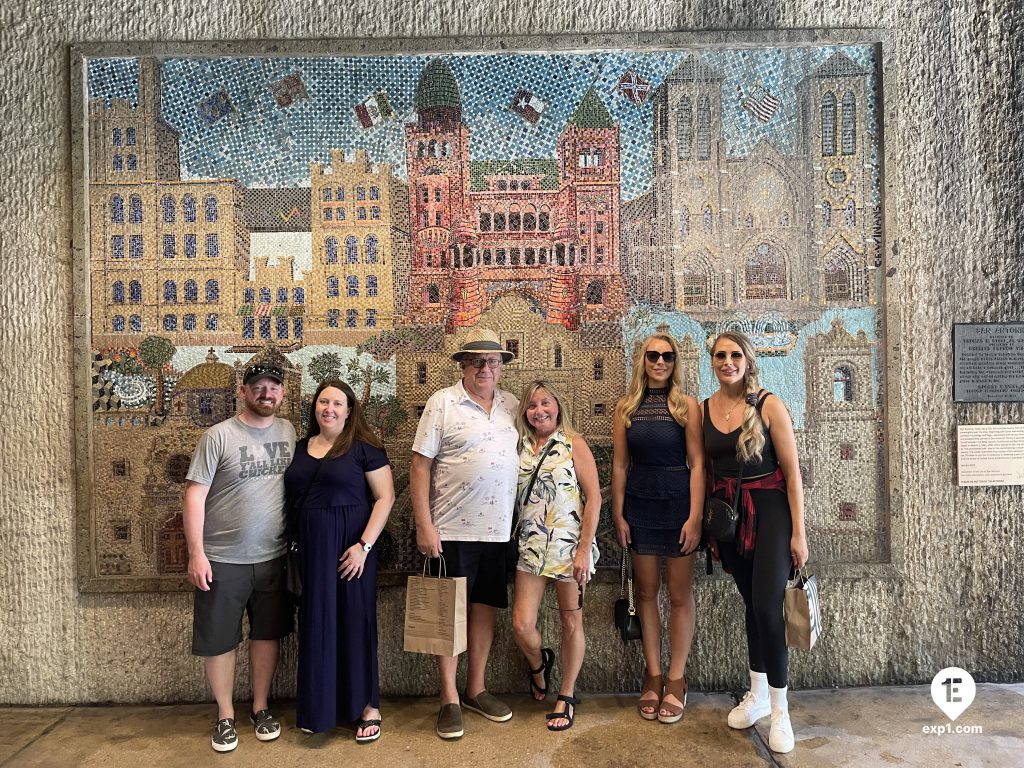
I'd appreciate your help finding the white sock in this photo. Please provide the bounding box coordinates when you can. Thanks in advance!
[750,670,769,700]
[769,684,789,714]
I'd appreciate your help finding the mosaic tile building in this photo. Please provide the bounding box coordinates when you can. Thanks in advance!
[401,59,628,332]
[621,53,877,320]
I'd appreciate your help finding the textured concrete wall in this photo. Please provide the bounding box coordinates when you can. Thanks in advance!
[1,1,1022,705]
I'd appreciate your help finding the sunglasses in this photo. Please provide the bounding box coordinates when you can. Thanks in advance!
[644,350,676,363]
[713,351,745,361]
[466,357,503,369]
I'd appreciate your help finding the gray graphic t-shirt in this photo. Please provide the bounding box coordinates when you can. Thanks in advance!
[186,415,296,564]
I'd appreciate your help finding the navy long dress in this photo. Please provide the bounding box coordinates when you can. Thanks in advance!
[284,437,389,733]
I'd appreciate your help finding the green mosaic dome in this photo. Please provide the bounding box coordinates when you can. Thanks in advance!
[415,59,462,111]
[568,87,613,129]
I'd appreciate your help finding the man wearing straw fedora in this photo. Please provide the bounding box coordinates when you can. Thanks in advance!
[410,328,520,740]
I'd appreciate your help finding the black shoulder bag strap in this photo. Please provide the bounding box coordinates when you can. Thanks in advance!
[515,437,557,524]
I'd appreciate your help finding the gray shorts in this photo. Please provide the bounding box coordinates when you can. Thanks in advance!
[191,556,294,657]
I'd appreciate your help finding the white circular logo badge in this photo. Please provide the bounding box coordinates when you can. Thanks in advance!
[930,667,976,722]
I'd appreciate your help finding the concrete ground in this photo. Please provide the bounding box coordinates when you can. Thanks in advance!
[1,684,1021,767]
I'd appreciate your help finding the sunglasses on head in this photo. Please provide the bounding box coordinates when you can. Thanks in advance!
[713,350,745,361]
[644,350,676,363]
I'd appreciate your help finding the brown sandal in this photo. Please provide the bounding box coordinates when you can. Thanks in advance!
[638,671,662,720]
[658,675,687,724]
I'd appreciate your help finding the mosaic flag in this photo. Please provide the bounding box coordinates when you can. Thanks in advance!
[618,69,652,106]
[270,73,309,108]
[354,90,394,129]
[509,89,546,124]
[739,84,781,123]
[196,89,234,126]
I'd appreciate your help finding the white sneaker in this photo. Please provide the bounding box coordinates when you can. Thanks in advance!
[769,709,795,753]
[728,691,771,729]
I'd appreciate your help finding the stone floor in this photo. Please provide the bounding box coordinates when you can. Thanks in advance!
[1,684,1021,767]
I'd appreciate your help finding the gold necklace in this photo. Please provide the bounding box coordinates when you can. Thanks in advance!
[720,394,745,422]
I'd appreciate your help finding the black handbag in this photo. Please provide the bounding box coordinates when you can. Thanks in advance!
[702,463,742,544]
[284,456,324,604]
[614,547,642,642]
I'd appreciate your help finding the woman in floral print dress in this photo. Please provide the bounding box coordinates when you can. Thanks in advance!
[509,380,601,732]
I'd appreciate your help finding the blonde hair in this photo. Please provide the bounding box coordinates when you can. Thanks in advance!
[711,332,765,464]
[617,332,690,428]
[516,380,578,443]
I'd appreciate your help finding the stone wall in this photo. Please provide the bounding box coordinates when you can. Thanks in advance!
[1,1,1022,704]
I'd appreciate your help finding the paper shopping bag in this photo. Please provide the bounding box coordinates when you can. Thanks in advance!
[403,557,467,657]
[784,569,822,650]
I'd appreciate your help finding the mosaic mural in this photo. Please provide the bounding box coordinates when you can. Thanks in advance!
[77,42,888,590]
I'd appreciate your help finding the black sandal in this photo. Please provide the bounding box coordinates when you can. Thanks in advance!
[528,647,555,700]
[546,694,579,731]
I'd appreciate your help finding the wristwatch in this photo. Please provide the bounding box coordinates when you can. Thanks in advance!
[359,538,372,552]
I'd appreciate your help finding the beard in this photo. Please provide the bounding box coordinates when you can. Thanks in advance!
[247,399,278,417]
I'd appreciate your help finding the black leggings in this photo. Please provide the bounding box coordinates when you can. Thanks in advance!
[718,488,793,688]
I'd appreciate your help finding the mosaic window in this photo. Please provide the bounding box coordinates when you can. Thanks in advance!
[112,128,122,146]
[293,287,304,304]
[821,92,837,156]
[163,234,175,258]
[110,195,124,223]
[326,236,338,263]
[841,92,857,154]
[366,235,378,262]
[347,276,359,297]
[183,314,196,332]
[112,315,125,332]
[129,314,141,332]
[111,235,124,259]
[129,281,141,304]
[128,195,142,223]
[367,275,378,296]
[366,309,377,327]
[163,280,177,303]
[126,155,137,171]
[346,236,358,263]
[184,234,197,258]
[833,366,854,401]
[205,233,219,257]
[205,280,219,302]
[293,317,303,338]
[183,195,196,222]
[327,276,339,297]
[674,97,693,160]
[204,196,218,222]
[129,234,143,258]
[346,308,358,328]
[162,195,175,223]
[184,280,198,303]
[745,243,787,299]
[125,127,136,145]
[112,281,124,303]
[696,96,712,159]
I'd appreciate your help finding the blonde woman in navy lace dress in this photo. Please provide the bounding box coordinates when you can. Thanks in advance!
[611,333,705,724]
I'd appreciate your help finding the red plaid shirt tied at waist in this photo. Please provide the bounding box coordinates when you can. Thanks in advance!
[712,467,787,558]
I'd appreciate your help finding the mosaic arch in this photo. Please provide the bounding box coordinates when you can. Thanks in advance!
[74,38,890,590]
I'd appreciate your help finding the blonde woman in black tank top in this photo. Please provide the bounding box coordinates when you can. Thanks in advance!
[704,332,808,755]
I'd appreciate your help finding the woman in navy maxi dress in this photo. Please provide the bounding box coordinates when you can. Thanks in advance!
[284,380,394,741]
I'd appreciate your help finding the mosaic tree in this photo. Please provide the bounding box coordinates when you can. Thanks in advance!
[138,335,176,416]
[307,351,343,385]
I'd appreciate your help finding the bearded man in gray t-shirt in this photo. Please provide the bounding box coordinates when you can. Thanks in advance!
[184,363,296,753]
